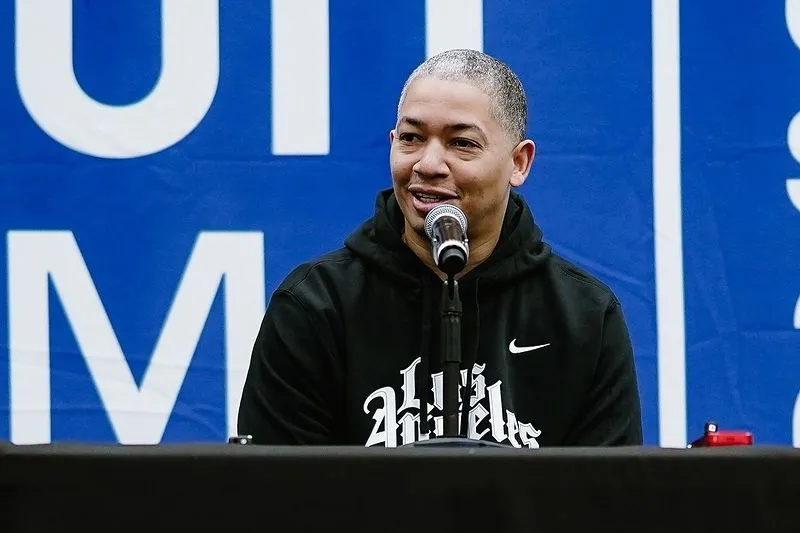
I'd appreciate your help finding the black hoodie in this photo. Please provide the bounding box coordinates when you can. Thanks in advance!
[237,189,643,447]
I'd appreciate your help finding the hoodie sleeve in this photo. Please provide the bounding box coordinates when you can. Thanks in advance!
[564,300,644,446]
[237,287,342,445]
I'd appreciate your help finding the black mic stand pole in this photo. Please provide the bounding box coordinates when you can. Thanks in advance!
[404,274,508,448]
[441,274,462,437]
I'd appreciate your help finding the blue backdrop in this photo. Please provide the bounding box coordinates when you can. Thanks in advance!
[0,1,798,447]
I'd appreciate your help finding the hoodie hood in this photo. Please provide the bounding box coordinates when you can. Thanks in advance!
[344,188,552,286]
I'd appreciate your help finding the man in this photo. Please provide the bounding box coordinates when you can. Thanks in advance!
[237,49,643,447]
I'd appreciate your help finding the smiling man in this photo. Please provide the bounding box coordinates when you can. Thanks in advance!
[237,49,643,447]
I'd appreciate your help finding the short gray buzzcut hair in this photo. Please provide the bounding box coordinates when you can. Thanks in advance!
[396,49,528,143]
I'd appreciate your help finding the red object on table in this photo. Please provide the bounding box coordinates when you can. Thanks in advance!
[689,421,753,447]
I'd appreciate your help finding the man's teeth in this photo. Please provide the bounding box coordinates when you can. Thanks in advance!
[416,193,444,203]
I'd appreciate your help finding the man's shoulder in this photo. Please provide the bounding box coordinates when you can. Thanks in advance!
[276,247,362,295]
[544,252,621,309]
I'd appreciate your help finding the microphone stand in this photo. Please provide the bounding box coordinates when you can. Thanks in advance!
[441,275,462,438]
[404,275,509,448]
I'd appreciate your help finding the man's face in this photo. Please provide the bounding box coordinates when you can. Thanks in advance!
[389,77,531,241]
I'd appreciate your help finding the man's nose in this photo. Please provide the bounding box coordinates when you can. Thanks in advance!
[412,140,449,179]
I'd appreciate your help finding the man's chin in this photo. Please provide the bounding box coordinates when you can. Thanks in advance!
[400,218,427,241]
[397,200,423,229]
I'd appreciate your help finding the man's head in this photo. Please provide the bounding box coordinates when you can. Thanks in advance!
[397,49,528,144]
[389,49,535,256]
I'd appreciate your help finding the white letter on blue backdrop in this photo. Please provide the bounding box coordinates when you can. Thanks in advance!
[785,0,800,446]
[270,0,330,155]
[425,0,483,57]
[8,231,265,444]
[14,0,219,159]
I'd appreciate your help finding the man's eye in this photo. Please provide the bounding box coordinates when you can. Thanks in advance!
[452,138,478,148]
[399,133,419,142]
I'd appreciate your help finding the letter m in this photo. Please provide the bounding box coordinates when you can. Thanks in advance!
[7,231,265,444]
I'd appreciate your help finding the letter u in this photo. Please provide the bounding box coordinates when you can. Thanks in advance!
[787,2,800,166]
[15,0,219,159]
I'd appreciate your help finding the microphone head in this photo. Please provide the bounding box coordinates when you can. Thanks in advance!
[424,204,468,240]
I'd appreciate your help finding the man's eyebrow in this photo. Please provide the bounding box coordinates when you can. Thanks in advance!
[398,117,424,128]
[447,122,484,134]
[398,117,486,136]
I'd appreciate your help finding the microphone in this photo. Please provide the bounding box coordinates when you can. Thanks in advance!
[424,204,469,276]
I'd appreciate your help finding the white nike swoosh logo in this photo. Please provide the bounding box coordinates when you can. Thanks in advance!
[508,339,551,354]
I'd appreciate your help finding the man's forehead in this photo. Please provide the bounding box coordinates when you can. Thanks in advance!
[398,79,497,130]
[402,77,491,108]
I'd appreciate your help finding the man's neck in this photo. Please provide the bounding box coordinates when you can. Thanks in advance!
[402,220,502,280]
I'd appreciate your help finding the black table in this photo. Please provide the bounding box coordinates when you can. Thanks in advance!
[1,443,798,532]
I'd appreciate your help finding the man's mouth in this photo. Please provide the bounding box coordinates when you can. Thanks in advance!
[412,192,449,204]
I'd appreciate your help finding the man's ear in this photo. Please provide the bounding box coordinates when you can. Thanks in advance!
[510,139,536,187]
